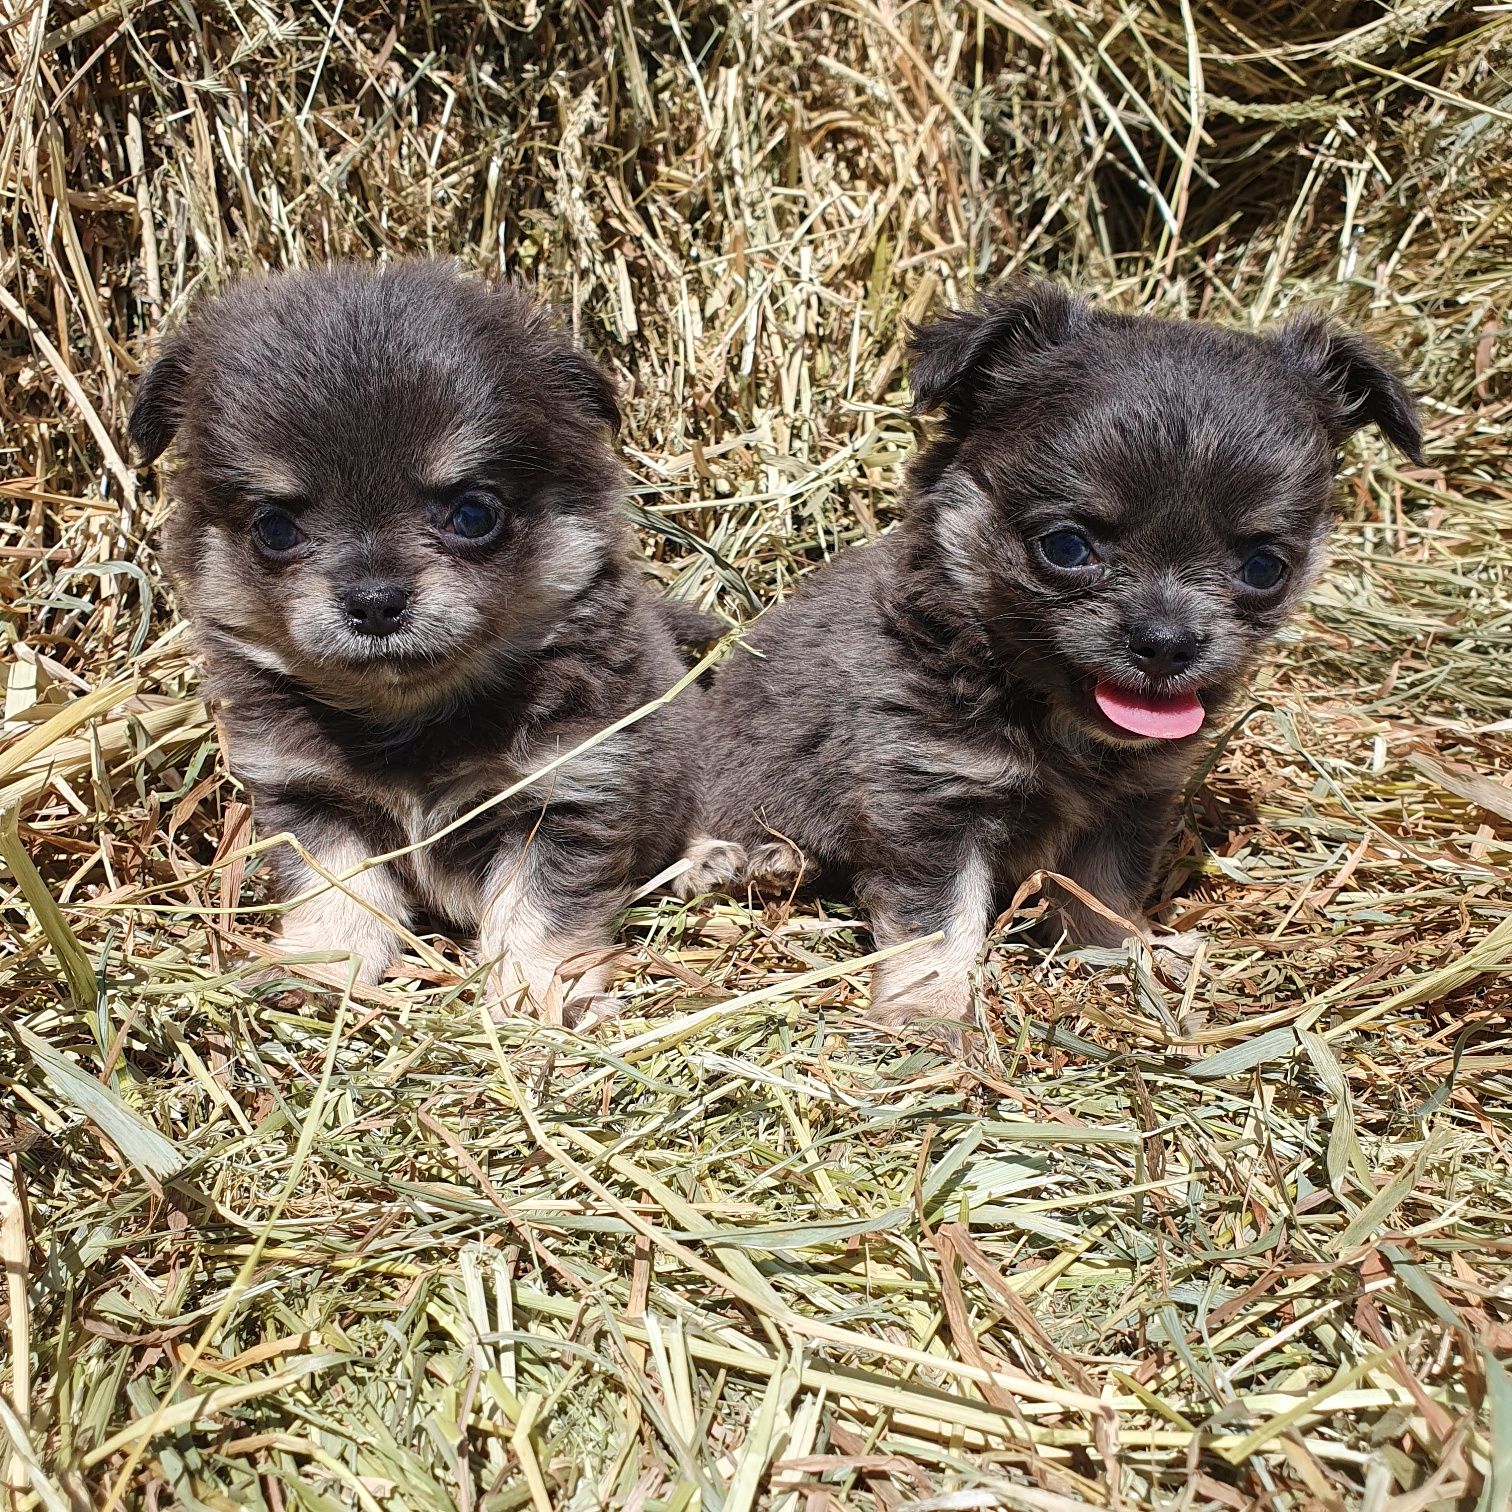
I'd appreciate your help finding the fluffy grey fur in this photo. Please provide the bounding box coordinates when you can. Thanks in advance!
[132,259,707,1017]
[695,282,1423,1035]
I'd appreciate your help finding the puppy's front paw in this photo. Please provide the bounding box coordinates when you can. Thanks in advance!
[485,973,623,1030]
[746,840,808,889]
[1150,929,1204,986]
[486,943,617,1026]
[862,995,979,1058]
[271,920,393,986]
[669,835,748,900]
[562,991,625,1031]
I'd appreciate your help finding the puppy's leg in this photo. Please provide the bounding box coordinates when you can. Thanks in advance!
[667,832,809,901]
[479,843,624,1023]
[860,850,993,1042]
[269,817,409,986]
[1052,801,1197,979]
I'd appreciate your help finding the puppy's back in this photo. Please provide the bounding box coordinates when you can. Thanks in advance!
[703,541,902,863]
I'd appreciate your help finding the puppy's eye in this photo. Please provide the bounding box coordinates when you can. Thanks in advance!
[445,492,502,542]
[252,509,303,554]
[1037,529,1096,570]
[1239,550,1288,591]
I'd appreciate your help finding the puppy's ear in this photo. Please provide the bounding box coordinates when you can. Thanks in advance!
[1272,314,1423,465]
[487,277,622,436]
[129,330,194,464]
[907,281,1089,432]
[549,345,621,436]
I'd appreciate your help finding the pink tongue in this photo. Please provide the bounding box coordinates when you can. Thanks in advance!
[1094,682,1205,740]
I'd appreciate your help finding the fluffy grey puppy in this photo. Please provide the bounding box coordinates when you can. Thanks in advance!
[696,282,1422,1034]
[132,259,711,1017]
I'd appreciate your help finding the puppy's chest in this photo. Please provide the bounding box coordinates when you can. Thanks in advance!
[360,767,508,893]
[1021,738,1190,873]
[911,723,1174,867]
[373,786,490,926]
[347,740,627,921]
[237,714,558,918]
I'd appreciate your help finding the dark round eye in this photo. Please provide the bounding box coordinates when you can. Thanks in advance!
[252,509,302,553]
[446,494,501,541]
[1240,550,1288,591]
[1037,529,1096,570]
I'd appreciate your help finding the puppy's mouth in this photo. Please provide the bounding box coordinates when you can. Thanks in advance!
[294,628,479,708]
[331,637,448,671]
[316,614,479,675]
[1091,680,1206,741]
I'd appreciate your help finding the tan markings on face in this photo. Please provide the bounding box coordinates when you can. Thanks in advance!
[478,847,615,1022]
[235,454,305,499]
[868,851,993,1027]
[287,574,347,652]
[283,562,484,670]
[196,545,282,638]
[411,560,484,638]
[932,474,998,603]
[276,831,409,985]
[535,520,607,599]
[217,632,294,678]
[418,423,500,492]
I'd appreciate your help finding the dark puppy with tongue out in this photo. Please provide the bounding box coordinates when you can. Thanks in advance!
[696,281,1421,1036]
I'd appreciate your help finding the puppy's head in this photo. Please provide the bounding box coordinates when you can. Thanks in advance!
[132,260,624,719]
[906,282,1422,744]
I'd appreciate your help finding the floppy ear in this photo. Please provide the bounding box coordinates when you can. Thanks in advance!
[1272,314,1423,465]
[548,344,621,435]
[129,330,194,464]
[906,281,1090,434]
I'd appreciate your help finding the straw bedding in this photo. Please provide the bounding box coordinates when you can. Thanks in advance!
[2,2,1510,1507]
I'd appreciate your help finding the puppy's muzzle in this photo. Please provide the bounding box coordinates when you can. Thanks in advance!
[341,580,410,638]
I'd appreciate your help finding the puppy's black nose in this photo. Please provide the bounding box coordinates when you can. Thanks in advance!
[1128,622,1199,679]
[342,581,409,637]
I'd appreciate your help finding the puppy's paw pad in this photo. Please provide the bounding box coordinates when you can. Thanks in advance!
[273,929,390,987]
[670,836,747,899]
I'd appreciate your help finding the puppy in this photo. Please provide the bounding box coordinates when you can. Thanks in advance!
[132,259,708,1017]
[697,282,1422,1034]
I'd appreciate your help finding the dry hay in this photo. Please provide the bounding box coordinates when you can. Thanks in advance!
[2,2,1511,1508]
